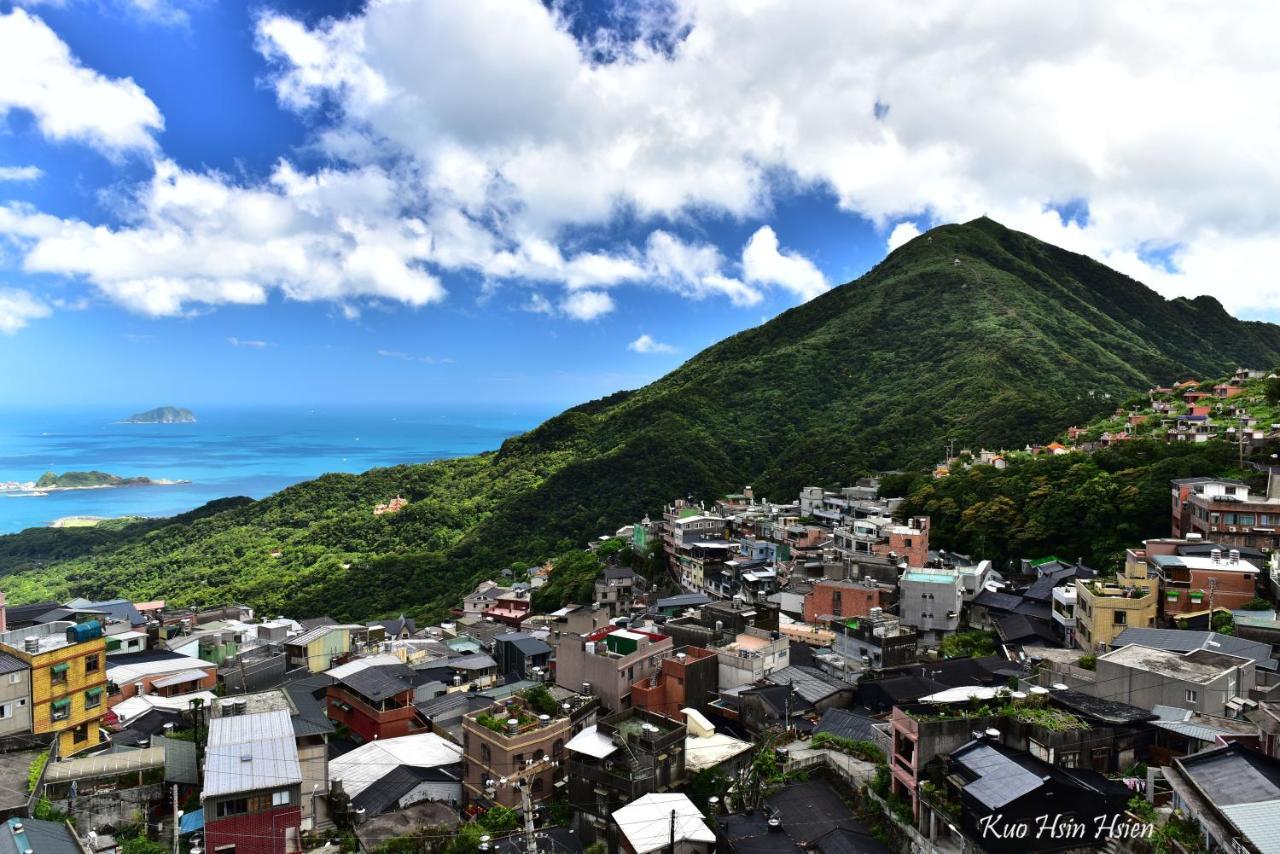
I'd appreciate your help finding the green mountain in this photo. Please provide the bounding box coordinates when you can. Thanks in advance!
[123,406,196,424]
[2,218,1279,618]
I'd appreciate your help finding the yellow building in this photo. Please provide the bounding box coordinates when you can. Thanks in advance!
[1074,549,1159,652]
[0,620,107,756]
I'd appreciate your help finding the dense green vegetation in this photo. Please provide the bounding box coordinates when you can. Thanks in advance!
[34,471,153,488]
[2,218,1279,619]
[897,439,1251,570]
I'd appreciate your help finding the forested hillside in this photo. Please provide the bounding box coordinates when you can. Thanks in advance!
[2,218,1279,619]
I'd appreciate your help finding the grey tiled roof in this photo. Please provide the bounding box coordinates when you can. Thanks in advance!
[764,665,849,704]
[338,664,414,702]
[813,709,876,742]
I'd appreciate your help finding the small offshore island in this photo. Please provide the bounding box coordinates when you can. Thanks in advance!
[0,469,189,496]
[122,405,197,423]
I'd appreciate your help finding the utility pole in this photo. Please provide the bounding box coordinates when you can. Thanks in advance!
[1209,576,1218,619]
[668,809,676,854]
[172,783,180,854]
[522,780,537,854]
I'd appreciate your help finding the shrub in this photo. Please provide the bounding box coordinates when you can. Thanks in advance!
[27,751,48,793]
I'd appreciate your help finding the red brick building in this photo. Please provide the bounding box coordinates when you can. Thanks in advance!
[629,647,718,720]
[871,516,929,568]
[802,580,884,623]
[325,659,427,743]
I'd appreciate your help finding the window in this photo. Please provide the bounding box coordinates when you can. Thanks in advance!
[215,799,248,818]
[1238,515,1256,526]
[7,673,20,685]
[84,688,103,709]
[0,703,10,720]
[1113,611,1127,626]
[73,723,89,743]
[1028,739,1051,762]
[1059,751,1079,769]
[51,663,69,686]
[50,699,71,721]
[481,743,491,763]
[1185,689,1198,703]
[84,654,101,674]
[272,790,291,807]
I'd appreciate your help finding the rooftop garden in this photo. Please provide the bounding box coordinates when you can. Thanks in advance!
[908,693,1090,733]
[473,698,543,733]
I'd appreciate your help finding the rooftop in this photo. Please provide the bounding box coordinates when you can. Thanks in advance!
[1100,644,1253,683]
[613,793,714,854]
[901,570,957,585]
[0,620,97,655]
[328,733,462,800]
[204,709,301,797]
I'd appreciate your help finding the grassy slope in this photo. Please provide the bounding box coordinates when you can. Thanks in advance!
[2,219,1279,618]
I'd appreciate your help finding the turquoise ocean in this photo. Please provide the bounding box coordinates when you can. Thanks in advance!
[0,406,546,534]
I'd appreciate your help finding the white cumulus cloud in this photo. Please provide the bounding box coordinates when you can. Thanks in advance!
[742,226,828,302]
[251,0,1280,318]
[628,334,676,354]
[0,159,445,316]
[561,290,614,321]
[886,222,922,252]
[0,287,50,334]
[0,166,43,182]
[0,9,162,156]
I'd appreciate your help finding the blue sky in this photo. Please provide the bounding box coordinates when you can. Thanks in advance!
[1,0,1277,410]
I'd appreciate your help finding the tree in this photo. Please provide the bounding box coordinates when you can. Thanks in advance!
[121,839,169,854]
[520,684,559,717]
[479,806,519,833]
[1266,376,1280,405]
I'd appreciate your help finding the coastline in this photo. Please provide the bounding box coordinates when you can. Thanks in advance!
[0,478,190,497]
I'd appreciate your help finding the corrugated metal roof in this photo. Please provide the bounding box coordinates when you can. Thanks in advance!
[152,669,209,689]
[1221,800,1280,854]
[1152,719,1234,742]
[205,709,301,796]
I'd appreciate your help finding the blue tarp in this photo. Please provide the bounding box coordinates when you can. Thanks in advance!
[179,809,204,834]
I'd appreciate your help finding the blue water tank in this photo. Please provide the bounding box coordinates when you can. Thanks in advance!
[65,620,103,644]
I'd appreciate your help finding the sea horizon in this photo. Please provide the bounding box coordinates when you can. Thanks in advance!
[0,403,553,534]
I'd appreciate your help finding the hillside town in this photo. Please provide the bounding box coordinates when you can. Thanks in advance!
[4,451,1280,854]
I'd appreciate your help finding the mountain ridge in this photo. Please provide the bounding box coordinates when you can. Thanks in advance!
[1,218,1277,618]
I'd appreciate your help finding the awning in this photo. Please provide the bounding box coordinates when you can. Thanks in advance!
[51,663,69,675]
[179,809,204,835]
[51,699,70,710]
[564,725,618,759]
[152,669,207,689]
